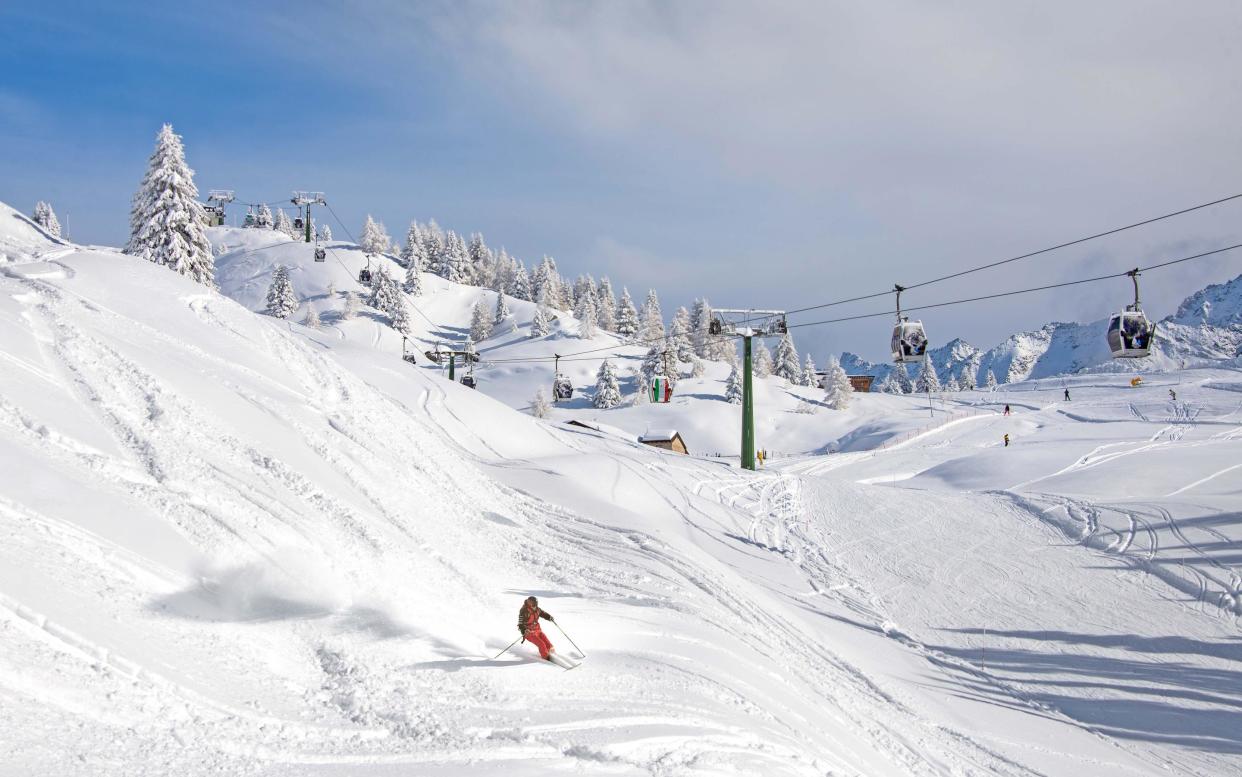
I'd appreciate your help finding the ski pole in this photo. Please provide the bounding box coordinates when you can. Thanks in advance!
[492,636,521,660]
[552,621,586,658]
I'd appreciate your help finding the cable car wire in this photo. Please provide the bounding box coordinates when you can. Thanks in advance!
[785,191,1242,316]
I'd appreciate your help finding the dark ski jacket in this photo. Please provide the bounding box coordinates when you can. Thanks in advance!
[518,602,553,636]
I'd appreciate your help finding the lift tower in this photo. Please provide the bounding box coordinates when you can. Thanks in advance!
[206,190,235,226]
[291,192,326,243]
[709,309,787,471]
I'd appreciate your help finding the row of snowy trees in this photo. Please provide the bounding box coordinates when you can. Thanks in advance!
[877,361,999,394]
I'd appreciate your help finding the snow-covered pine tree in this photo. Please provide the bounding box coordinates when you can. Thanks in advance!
[530,304,551,338]
[641,343,678,388]
[596,277,617,332]
[265,265,299,318]
[273,209,296,239]
[125,124,215,287]
[752,340,773,377]
[823,356,853,409]
[530,387,551,419]
[914,359,941,393]
[615,287,640,342]
[401,222,424,269]
[723,340,740,368]
[470,296,493,341]
[508,262,532,301]
[389,293,411,335]
[421,220,446,276]
[360,215,390,255]
[641,290,665,343]
[403,260,421,296]
[773,332,801,382]
[445,231,470,284]
[493,290,511,327]
[633,373,651,405]
[319,224,332,241]
[592,359,622,408]
[671,306,694,363]
[893,363,914,393]
[32,201,62,238]
[983,368,998,390]
[690,356,705,377]
[368,266,398,314]
[690,298,710,357]
[342,290,360,320]
[326,280,337,298]
[467,233,492,287]
[724,363,743,404]
[945,376,960,392]
[255,203,274,229]
[577,293,597,339]
[302,307,321,329]
[801,354,818,388]
[958,363,977,391]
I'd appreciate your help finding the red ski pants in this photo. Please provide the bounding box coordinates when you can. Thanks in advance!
[526,629,554,659]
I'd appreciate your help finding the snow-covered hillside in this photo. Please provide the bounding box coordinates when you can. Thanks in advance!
[4,208,1242,776]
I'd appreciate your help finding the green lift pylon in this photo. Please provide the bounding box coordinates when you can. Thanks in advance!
[291,192,326,243]
[710,309,787,471]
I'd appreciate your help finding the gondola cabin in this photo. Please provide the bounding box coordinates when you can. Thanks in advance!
[1107,311,1155,358]
[650,375,673,403]
[553,374,574,401]
[314,246,326,262]
[358,268,372,285]
[891,320,928,363]
[460,376,478,389]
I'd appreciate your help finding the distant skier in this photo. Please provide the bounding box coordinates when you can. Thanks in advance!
[1003,404,1011,416]
[1003,433,1010,447]
[1169,388,1177,401]
[1064,388,1070,401]
[518,596,558,662]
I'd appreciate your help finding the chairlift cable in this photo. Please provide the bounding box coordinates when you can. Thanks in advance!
[785,191,1242,316]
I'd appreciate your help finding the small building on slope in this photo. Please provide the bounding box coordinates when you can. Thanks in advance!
[638,429,689,455]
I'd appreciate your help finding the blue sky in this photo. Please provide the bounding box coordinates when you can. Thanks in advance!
[4,2,1242,361]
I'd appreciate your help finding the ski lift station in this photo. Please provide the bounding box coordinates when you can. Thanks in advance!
[638,430,689,455]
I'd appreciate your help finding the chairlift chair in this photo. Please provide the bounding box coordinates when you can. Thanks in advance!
[401,337,417,365]
[1107,269,1156,359]
[890,284,928,363]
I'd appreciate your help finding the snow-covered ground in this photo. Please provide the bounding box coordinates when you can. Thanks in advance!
[3,212,1241,775]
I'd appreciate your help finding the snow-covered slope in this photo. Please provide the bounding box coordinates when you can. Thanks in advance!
[5,209,1242,775]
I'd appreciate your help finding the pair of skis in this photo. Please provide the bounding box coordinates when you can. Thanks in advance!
[493,620,586,670]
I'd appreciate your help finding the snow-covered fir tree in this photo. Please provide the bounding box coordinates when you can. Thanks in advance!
[530,387,551,419]
[671,306,694,363]
[530,304,551,338]
[125,124,215,287]
[596,277,617,331]
[342,290,360,320]
[264,265,298,318]
[273,209,296,239]
[368,266,399,315]
[879,372,902,394]
[326,280,337,298]
[470,297,493,341]
[944,376,960,392]
[359,215,390,255]
[724,363,743,404]
[319,224,332,241]
[752,340,773,377]
[690,356,705,377]
[467,233,492,287]
[302,307,321,329]
[255,203,274,229]
[723,339,740,368]
[690,299,711,357]
[822,356,853,409]
[32,201,62,238]
[389,294,411,335]
[403,260,421,296]
[615,287,640,341]
[915,359,941,393]
[959,363,977,391]
[773,332,801,382]
[641,290,665,343]
[641,343,678,388]
[508,262,532,301]
[421,220,446,276]
[801,354,818,388]
[493,290,511,327]
[401,222,424,269]
[633,373,651,405]
[577,293,597,339]
[893,363,914,393]
[444,231,471,284]
[983,368,999,390]
[592,359,622,409]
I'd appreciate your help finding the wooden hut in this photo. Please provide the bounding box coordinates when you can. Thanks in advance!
[638,429,689,455]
